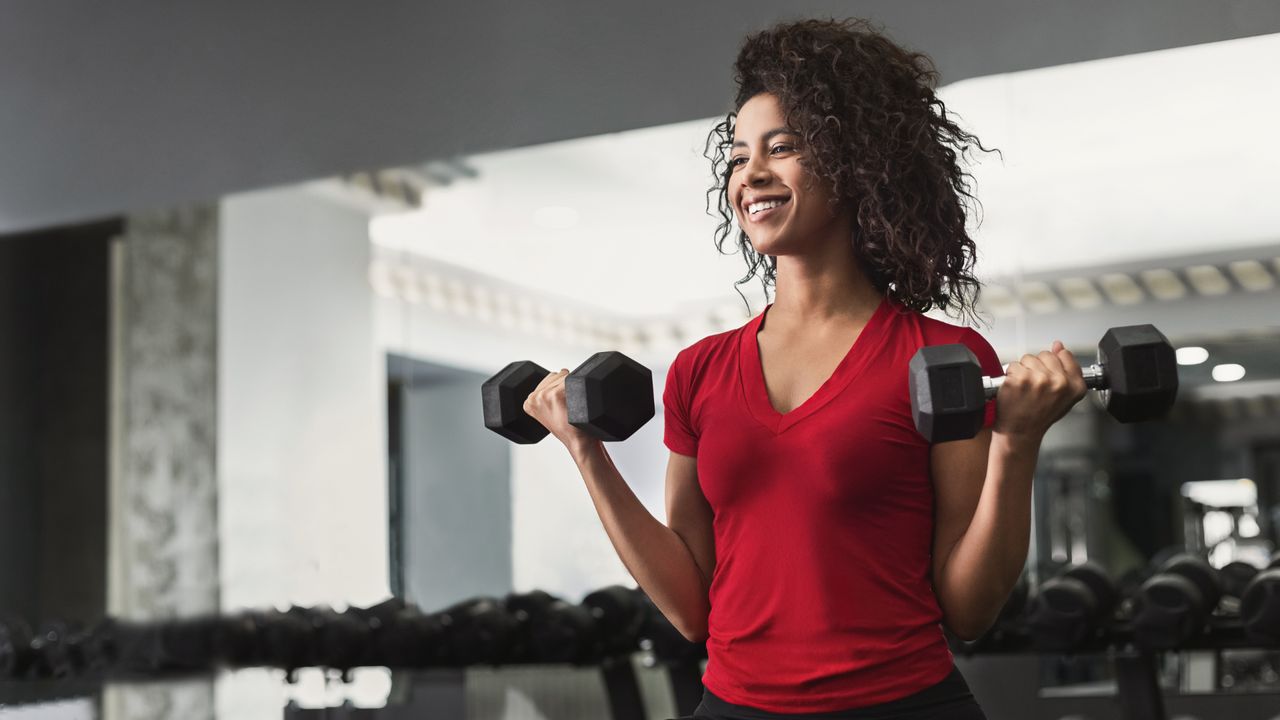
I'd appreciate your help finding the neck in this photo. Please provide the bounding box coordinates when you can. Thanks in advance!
[768,235,882,325]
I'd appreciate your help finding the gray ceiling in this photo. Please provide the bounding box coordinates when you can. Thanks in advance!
[3,1,1279,235]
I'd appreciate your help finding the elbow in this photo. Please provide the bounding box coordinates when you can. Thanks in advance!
[947,621,990,643]
[680,624,709,644]
[944,610,996,643]
[673,615,709,644]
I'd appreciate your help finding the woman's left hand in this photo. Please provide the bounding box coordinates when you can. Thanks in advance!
[991,340,1089,443]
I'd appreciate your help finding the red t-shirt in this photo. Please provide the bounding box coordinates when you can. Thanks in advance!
[662,296,1002,713]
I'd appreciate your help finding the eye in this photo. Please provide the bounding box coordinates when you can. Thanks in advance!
[729,156,747,168]
[771,144,793,154]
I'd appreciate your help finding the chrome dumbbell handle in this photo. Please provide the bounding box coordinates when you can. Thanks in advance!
[982,363,1106,400]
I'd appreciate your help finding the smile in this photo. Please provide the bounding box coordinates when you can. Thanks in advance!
[746,197,790,222]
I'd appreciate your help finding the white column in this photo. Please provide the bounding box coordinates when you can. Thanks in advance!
[105,206,220,720]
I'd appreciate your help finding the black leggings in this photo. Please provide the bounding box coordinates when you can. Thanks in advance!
[686,666,987,720]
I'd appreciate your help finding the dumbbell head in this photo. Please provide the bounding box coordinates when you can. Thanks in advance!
[908,344,986,443]
[306,608,375,671]
[438,596,518,666]
[260,608,321,670]
[1241,568,1280,644]
[1026,562,1116,651]
[1219,561,1259,600]
[583,585,648,656]
[565,351,654,442]
[1131,554,1221,650]
[504,590,599,664]
[1095,325,1178,423]
[365,603,451,668]
[482,361,553,444]
[29,622,89,680]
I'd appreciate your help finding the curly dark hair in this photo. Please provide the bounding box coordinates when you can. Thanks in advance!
[705,17,1000,324]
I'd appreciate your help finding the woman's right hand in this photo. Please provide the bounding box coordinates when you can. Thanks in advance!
[522,369,601,459]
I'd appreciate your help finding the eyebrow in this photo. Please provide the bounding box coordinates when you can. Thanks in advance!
[731,127,796,149]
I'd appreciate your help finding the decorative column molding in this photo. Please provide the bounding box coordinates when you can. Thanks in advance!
[105,206,220,720]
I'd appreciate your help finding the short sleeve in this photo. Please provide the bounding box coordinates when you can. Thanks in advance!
[959,328,1004,429]
[662,351,699,456]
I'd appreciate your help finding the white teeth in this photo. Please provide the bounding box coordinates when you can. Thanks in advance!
[748,199,787,215]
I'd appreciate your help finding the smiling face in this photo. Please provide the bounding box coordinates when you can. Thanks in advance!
[728,93,848,257]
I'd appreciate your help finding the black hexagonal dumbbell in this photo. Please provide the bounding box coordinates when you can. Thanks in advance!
[1219,560,1260,603]
[1240,552,1280,645]
[1025,562,1118,651]
[503,590,598,665]
[582,585,648,658]
[436,596,519,667]
[908,325,1178,443]
[482,351,654,444]
[353,598,453,669]
[1130,553,1222,650]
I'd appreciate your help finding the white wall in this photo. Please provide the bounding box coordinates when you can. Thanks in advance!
[217,186,390,715]
[375,269,678,601]
[213,180,683,715]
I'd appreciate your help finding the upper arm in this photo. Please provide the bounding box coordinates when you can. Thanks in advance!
[930,429,991,582]
[665,450,715,591]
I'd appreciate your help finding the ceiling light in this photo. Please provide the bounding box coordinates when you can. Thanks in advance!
[1098,273,1145,305]
[1212,363,1246,382]
[1139,268,1187,301]
[533,205,580,231]
[1228,259,1275,291]
[367,261,396,298]
[445,278,471,316]
[1176,346,1209,365]
[1055,277,1103,309]
[471,285,495,322]
[981,284,1022,317]
[391,266,420,304]
[1016,281,1061,313]
[1185,265,1231,296]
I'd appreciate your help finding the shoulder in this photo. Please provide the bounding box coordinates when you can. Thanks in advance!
[878,299,986,345]
[885,303,1001,375]
[891,304,985,344]
[670,324,743,374]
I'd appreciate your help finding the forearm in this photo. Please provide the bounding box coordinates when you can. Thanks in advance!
[572,442,711,639]
[935,433,1040,639]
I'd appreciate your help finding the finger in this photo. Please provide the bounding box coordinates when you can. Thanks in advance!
[1018,353,1049,375]
[1053,342,1082,374]
[531,370,556,391]
[1037,349,1066,375]
[1052,343,1087,392]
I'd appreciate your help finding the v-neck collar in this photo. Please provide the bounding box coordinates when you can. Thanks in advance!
[739,296,893,434]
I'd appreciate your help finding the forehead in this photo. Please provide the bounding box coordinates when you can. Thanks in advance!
[731,93,791,144]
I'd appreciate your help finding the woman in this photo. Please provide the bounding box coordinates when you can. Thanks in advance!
[523,17,1086,719]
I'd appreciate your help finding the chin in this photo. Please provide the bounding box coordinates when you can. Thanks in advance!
[748,232,791,256]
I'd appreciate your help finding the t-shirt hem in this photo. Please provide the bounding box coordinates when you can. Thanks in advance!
[702,658,954,714]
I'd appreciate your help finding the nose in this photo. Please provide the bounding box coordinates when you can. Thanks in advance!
[739,155,773,195]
